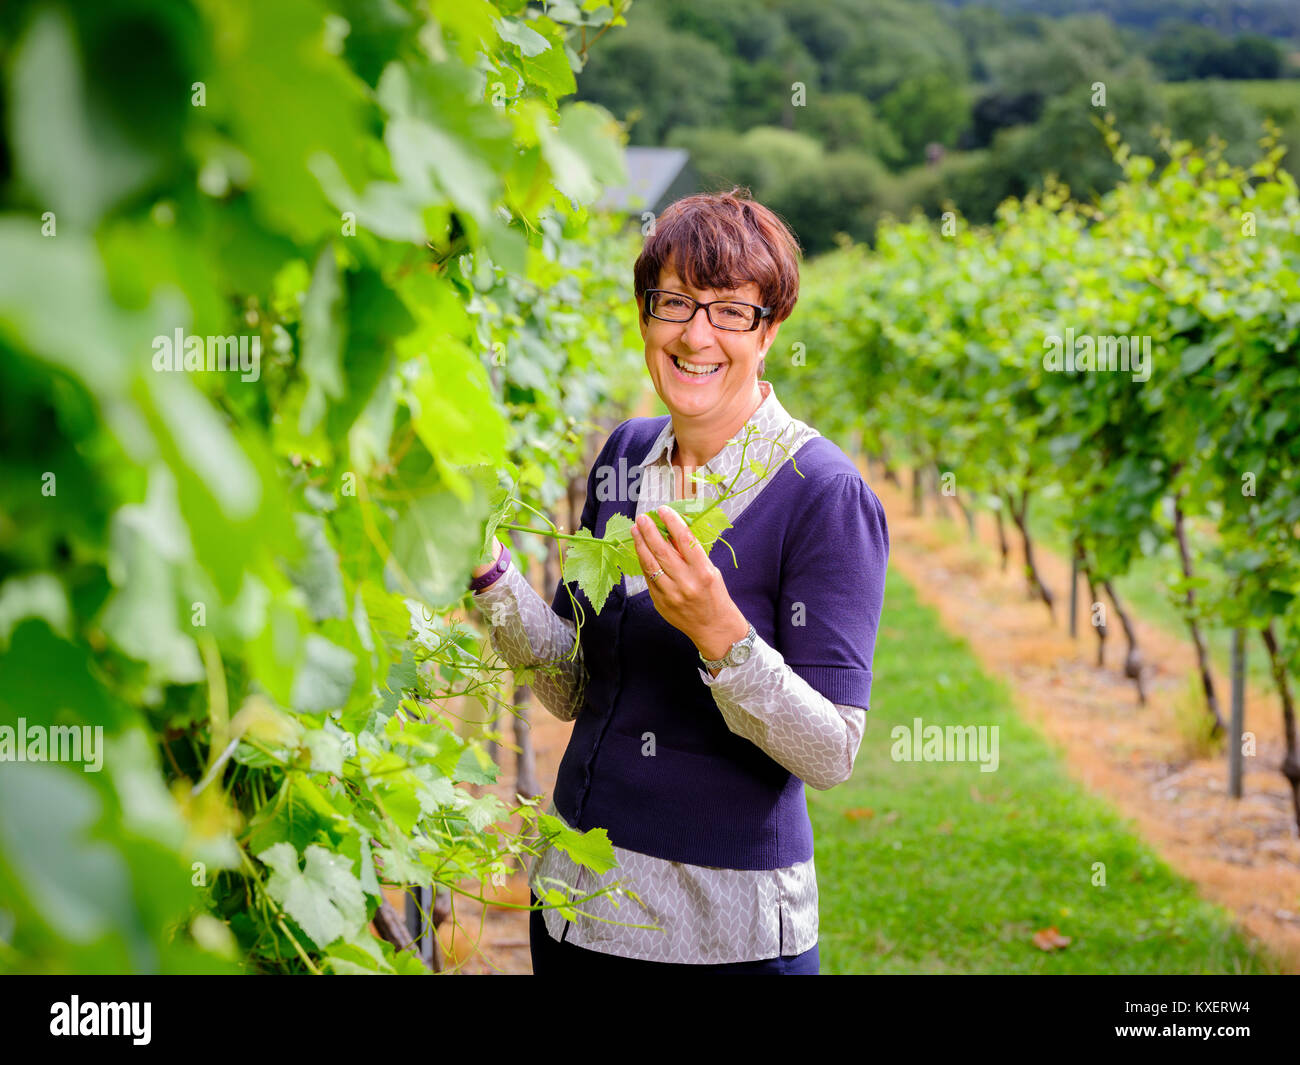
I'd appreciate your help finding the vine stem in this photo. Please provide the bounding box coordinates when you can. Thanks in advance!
[277,919,323,975]
[498,522,592,544]
[199,635,229,782]
[191,736,240,797]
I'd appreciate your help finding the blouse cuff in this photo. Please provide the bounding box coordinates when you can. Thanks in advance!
[472,555,519,606]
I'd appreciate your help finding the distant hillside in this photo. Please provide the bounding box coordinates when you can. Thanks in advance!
[575,0,1300,252]
[1162,77,1300,111]
[942,0,1300,40]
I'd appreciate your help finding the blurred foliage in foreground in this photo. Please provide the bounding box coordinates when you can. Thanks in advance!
[0,0,646,973]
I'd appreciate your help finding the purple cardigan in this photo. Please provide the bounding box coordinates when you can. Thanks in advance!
[550,416,889,869]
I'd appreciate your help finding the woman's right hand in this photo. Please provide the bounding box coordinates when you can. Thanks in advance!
[471,537,505,579]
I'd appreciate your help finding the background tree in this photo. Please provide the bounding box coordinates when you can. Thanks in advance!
[793,91,904,164]
[878,73,971,165]
[574,19,733,144]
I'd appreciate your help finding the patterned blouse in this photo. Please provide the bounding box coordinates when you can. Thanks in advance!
[473,380,868,963]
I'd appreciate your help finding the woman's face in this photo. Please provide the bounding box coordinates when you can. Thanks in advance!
[639,264,779,424]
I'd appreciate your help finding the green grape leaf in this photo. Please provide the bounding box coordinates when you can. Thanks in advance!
[1178,342,1215,376]
[632,498,733,556]
[287,513,346,621]
[377,777,422,836]
[408,341,508,472]
[562,499,736,599]
[600,513,642,575]
[522,33,577,101]
[462,792,509,832]
[541,886,580,922]
[414,774,461,816]
[458,465,512,565]
[0,574,71,649]
[299,244,346,435]
[11,8,158,228]
[539,102,623,202]
[290,635,356,714]
[326,931,432,975]
[303,727,344,776]
[538,813,616,875]
[324,934,395,975]
[561,528,622,613]
[99,474,203,686]
[372,845,431,887]
[389,479,493,609]
[0,763,135,944]
[257,842,367,950]
[496,18,551,57]
[453,744,500,786]
[675,498,733,553]
[358,837,382,900]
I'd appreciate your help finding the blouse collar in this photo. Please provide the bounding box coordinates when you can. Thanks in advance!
[637,380,810,499]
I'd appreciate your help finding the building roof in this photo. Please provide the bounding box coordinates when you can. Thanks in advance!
[594,146,692,214]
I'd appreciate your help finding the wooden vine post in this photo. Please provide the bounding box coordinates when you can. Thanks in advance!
[1229,628,1245,800]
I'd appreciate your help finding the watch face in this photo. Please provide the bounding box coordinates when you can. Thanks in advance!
[730,638,754,665]
[709,626,756,669]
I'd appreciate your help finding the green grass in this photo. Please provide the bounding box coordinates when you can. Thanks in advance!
[809,571,1281,974]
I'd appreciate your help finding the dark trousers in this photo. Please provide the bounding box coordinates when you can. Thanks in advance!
[528,893,820,974]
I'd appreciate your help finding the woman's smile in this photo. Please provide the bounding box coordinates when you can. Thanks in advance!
[668,352,725,382]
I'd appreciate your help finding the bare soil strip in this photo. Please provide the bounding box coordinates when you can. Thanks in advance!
[866,471,1300,974]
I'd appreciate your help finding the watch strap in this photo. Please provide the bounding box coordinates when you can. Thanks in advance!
[469,544,511,593]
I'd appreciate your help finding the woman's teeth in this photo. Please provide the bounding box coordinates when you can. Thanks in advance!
[672,355,721,377]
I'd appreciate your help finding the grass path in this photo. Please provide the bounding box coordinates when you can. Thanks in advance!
[809,572,1280,974]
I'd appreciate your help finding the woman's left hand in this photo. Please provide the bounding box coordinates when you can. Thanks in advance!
[631,505,750,666]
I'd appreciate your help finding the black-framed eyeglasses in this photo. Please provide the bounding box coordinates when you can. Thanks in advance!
[643,289,772,332]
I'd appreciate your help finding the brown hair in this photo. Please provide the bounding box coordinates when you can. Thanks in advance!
[633,186,801,378]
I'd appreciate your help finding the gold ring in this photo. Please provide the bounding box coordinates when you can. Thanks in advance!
[647,567,665,582]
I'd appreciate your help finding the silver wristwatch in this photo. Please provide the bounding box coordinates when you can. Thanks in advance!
[700,623,757,671]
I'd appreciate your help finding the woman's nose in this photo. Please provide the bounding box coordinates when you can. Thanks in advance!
[682,308,715,347]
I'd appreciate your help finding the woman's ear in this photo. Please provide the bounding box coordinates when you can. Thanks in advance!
[760,319,781,357]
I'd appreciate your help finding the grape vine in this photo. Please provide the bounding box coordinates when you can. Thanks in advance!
[778,116,1300,829]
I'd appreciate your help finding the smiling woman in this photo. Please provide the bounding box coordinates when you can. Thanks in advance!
[636,189,798,436]
[470,188,890,974]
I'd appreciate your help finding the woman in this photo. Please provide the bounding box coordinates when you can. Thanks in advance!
[470,189,889,974]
